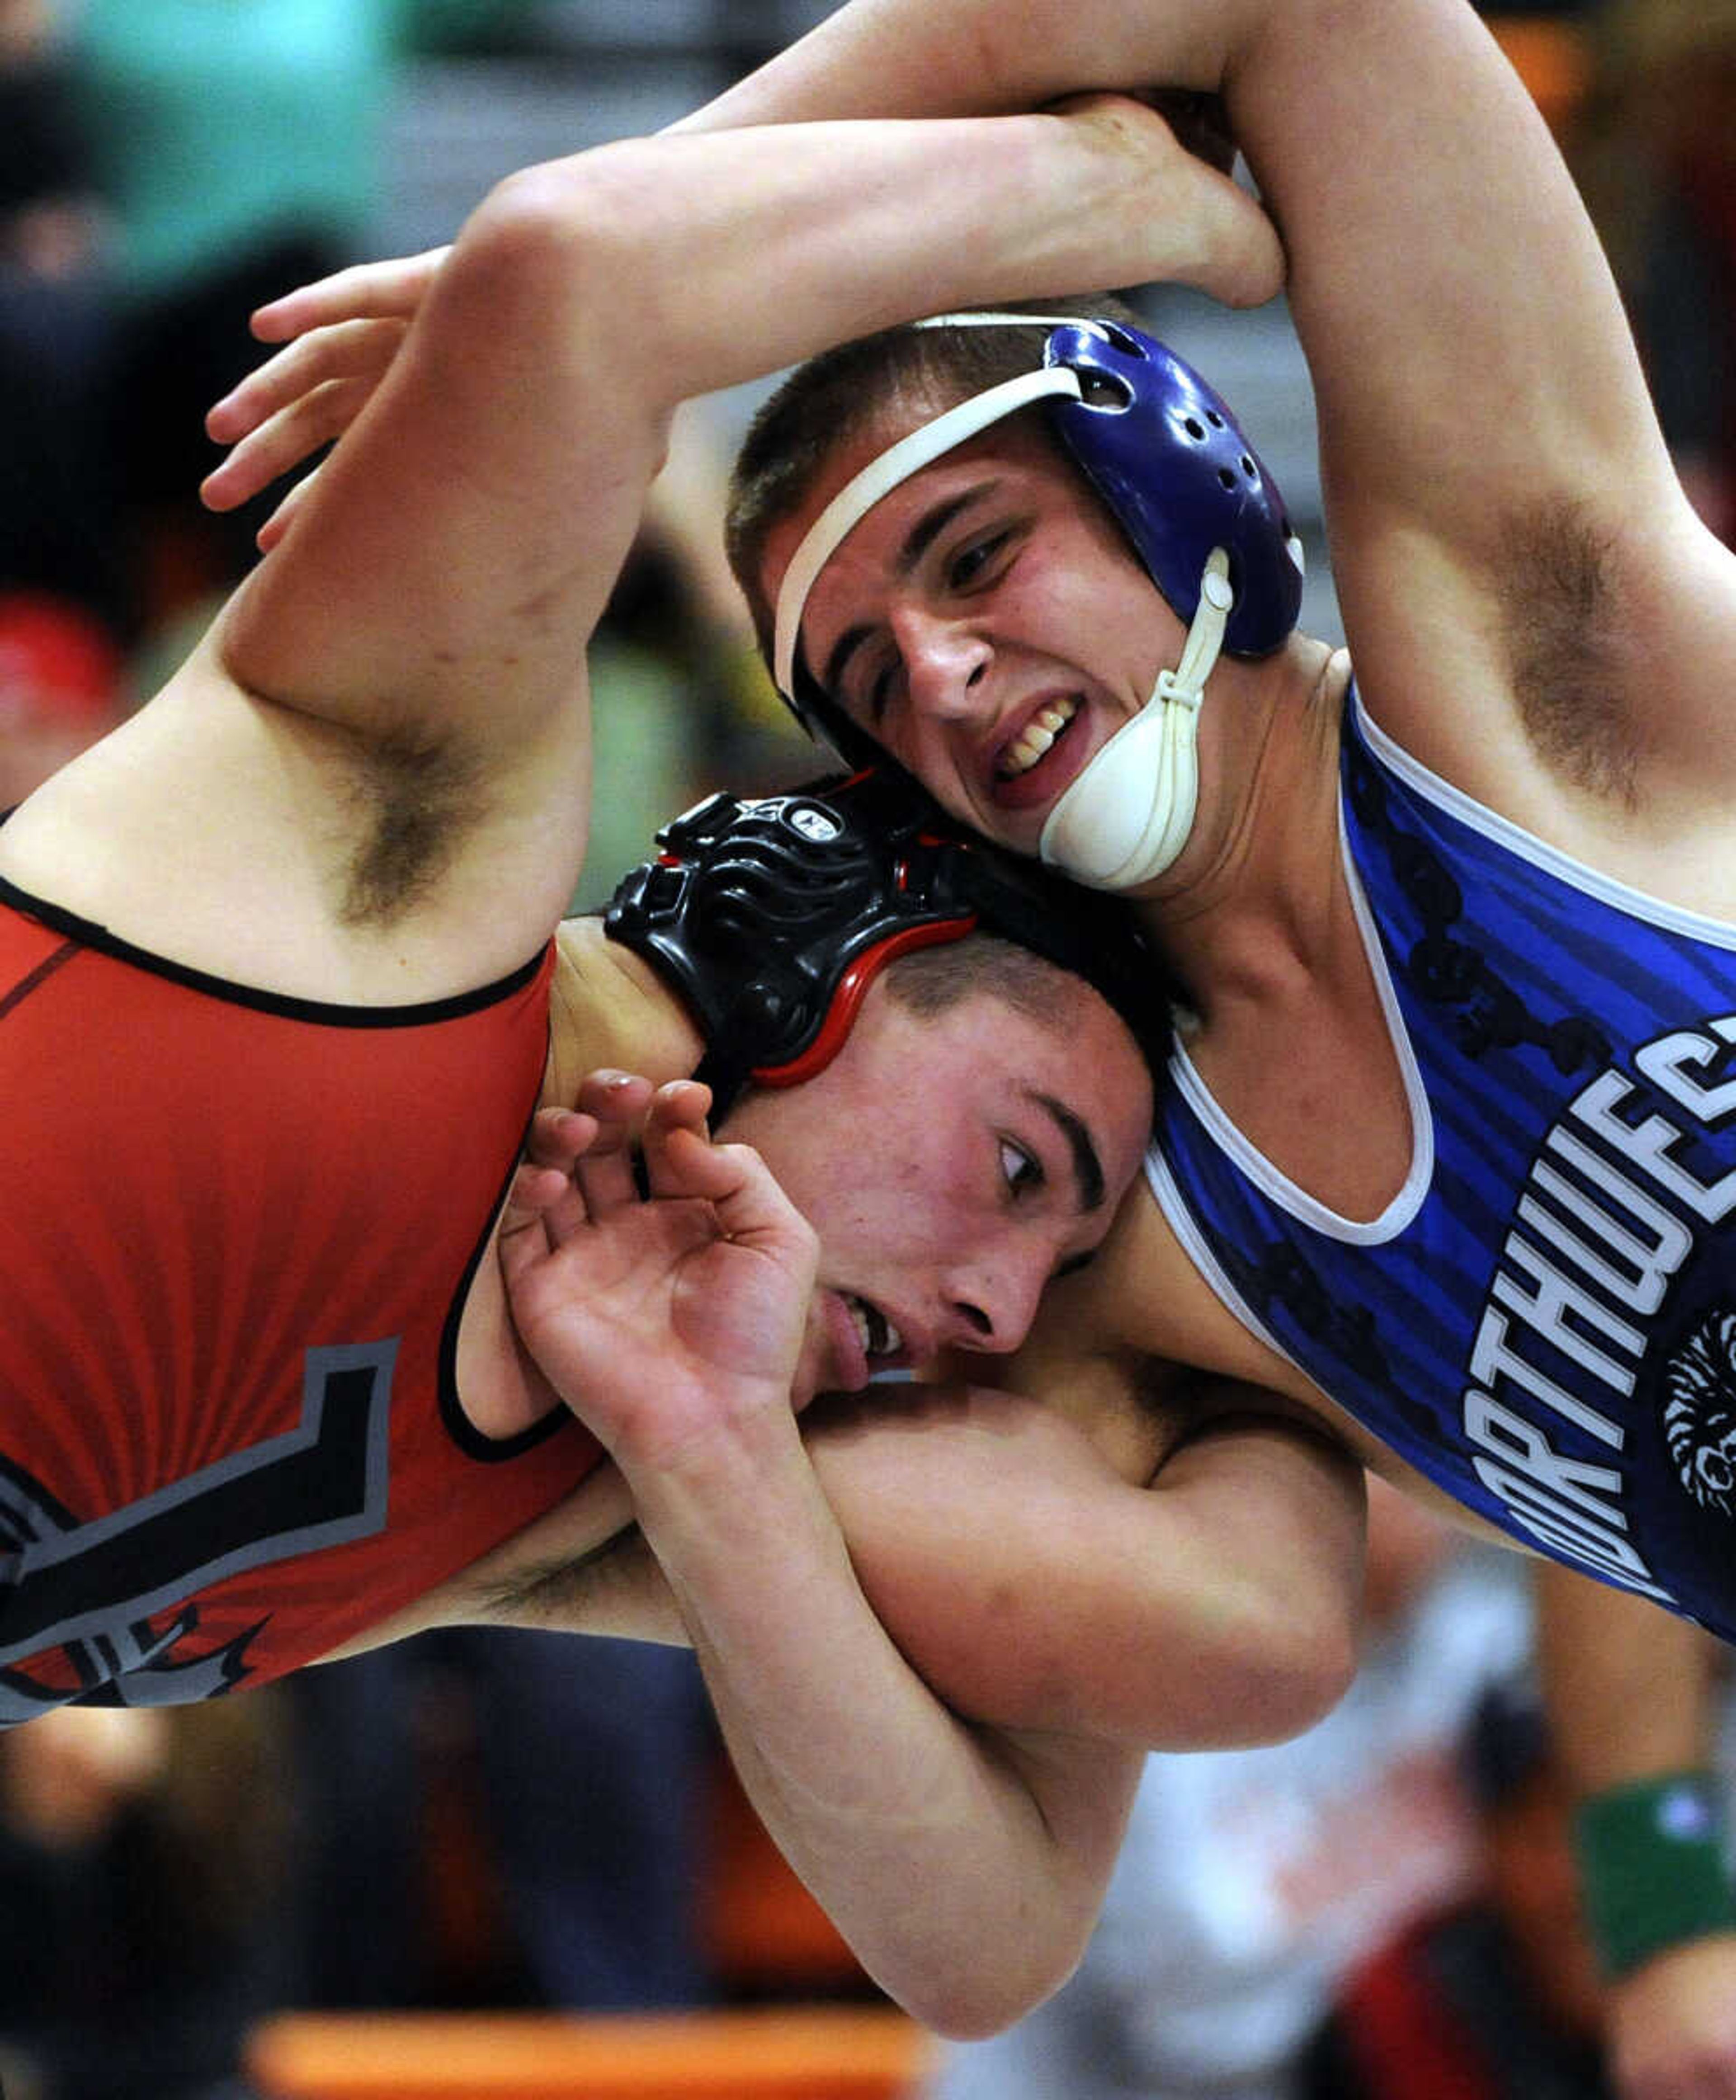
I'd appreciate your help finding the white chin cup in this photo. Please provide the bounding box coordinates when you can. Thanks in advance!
[1037,550,1234,893]
[1038,682,1202,890]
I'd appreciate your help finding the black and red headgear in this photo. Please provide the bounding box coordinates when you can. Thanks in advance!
[604,766,1171,1118]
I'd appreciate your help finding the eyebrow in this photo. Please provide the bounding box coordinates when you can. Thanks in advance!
[1032,1090,1107,1214]
[817,480,1002,698]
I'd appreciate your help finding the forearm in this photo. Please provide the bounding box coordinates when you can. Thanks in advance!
[1536,1563,1717,1789]
[677,0,1671,571]
[811,1377,1364,1751]
[627,1406,1134,2038]
[214,94,1228,820]
[476,1378,1362,1751]
[493,1106,1129,2034]
[1535,1566,1736,2093]
[670,0,1239,132]
[1536,1567,1734,1947]
[512,100,1264,416]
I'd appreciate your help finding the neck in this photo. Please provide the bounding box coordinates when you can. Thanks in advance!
[1133,640,1354,1010]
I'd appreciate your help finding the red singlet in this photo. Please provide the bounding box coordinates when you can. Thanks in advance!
[0,875,602,1719]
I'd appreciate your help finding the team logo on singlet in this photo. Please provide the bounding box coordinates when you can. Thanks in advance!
[0,1339,397,1723]
[1662,1311,1736,1519]
[1457,1010,1736,1610]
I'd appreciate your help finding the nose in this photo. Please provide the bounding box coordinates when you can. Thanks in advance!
[892,607,992,723]
[939,1241,1052,1356]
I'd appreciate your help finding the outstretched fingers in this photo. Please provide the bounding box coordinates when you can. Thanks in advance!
[203,375,380,517]
[496,1105,601,1283]
[206,317,400,443]
[635,1079,712,1192]
[569,1070,657,1221]
[249,247,450,344]
[202,249,449,519]
[641,1082,816,1267]
[251,464,326,553]
[202,315,412,516]
[502,1071,813,1270]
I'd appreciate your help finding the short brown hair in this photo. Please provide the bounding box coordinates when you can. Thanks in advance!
[880,928,1089,1034]
[879,928,1168,1105]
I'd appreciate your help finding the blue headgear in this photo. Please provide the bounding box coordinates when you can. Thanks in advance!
[771,314,1306,892]
[604,765,1171,1120]
[1041,319,1302,656]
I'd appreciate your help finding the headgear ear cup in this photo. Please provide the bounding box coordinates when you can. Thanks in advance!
[1042,321,1303,656]
[604,766,1172,1118]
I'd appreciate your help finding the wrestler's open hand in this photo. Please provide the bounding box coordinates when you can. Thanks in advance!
[201,246,449,547]
[500,1071,820,1479]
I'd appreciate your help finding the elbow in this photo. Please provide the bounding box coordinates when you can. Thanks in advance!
[867,1852,1102,2041]
[1269,1630,1358,1746]
[473,142,657,256]
[1225,1578,1360,1748]
[1100,1540,1361,1753]
[458,160,592,283]
[451,142,674,366]
[897,1927,1088,2043]
[1164,1417,1368,1749]
[922,1993,1053,2048]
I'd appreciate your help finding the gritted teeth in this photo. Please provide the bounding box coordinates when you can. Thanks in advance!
[997,694,1080,779]
[848,1294,903,1360]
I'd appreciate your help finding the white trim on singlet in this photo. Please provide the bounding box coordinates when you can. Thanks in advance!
[1151,790,1435,1246]
[1354,690,1736,948]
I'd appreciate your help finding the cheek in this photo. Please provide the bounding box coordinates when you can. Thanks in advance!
[827,1160,952,1271]
[1046,530,1173,684]
[755,1146,887,1264]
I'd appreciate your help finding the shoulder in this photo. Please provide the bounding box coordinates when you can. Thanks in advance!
[0,620,581,1002]
[542,916,703,1108]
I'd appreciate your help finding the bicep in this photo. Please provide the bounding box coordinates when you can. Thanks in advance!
[1229,1,1680,620]
[804,1378,1365,1751]
[220,185,662,757]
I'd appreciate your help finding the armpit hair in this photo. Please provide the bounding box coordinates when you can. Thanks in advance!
[1493,500,1637,804]
[470,1523,646,1627]
[336,722,488,927]
[1127,1352,1205,1474]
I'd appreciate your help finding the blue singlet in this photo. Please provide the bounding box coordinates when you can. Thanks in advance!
[1150,692,1736,1641]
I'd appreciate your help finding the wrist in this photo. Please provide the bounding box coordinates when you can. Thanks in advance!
[1574,1770,1736,1980]
[621,1390,814,1531]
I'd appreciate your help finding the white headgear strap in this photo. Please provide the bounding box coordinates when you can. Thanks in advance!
[771,365,1083,700]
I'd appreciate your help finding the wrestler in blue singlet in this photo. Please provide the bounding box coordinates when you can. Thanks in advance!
[1150,692,1736,1641]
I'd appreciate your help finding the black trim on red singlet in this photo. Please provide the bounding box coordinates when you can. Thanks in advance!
[0,871,548,1026]
[433,1121,580,1464]
[0,938,78,1021]
[1,866,574,1464]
